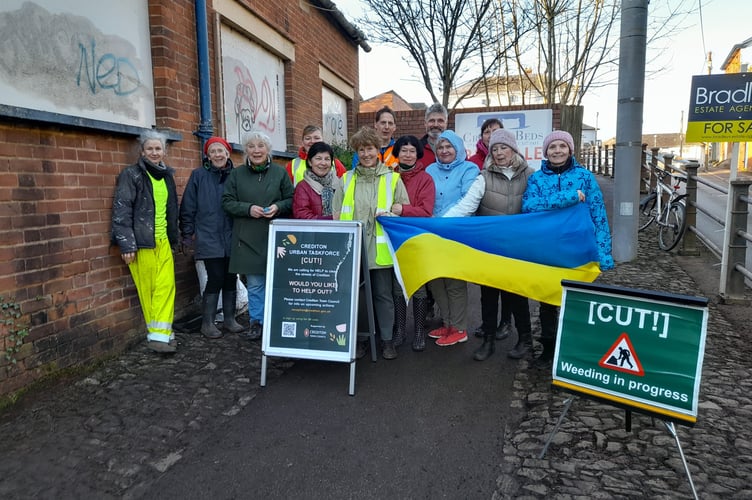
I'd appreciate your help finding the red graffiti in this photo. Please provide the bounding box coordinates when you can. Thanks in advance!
[233,65,277,136]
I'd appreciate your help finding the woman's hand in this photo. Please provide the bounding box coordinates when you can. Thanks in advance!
[249,205,265,218]
[390,203,403,216]
[577,190,586,202]
[262,204,279,218]
[121,252,136,265]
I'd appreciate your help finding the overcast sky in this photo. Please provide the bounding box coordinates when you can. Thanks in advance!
[337,0,746,140]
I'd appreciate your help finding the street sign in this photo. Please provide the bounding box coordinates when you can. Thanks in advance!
[686,72,752,142]
[553,281,708,425]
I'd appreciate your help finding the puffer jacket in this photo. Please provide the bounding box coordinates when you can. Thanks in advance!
[396,161,435,217]
[111,157,178,253]
[179,160,235,259]
[521,157,614,270]
[425,130,479,217]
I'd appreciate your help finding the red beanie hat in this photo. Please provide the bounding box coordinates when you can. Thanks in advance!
[203,136,232,156]
[542,130,575,158]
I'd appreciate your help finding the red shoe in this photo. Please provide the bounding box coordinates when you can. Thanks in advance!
[436,328,468,346]
[427,326,450,339]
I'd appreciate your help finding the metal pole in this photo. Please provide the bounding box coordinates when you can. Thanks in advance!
[194,0,214,153]
[612,0,649,263]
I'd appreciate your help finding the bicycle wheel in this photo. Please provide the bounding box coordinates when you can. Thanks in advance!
[638,192,657,231]
[658,200,687,251]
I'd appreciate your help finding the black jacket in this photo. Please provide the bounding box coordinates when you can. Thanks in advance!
[111,158,179,253]
[179,160,234,259]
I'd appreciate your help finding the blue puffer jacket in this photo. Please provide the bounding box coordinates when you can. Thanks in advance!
[521,157,614,270]
[179,160,235,259]
[426,130,479,217]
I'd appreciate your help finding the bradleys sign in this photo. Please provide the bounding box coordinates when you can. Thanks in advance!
[686,72,752,142]
[552,281,708,425]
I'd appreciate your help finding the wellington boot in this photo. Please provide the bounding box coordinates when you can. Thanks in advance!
[392,296,408,347]
[473,333,495,361]
[412,297,429,351]
[222,291,245,333]
[201,293,223,339]
[507,329,532,359]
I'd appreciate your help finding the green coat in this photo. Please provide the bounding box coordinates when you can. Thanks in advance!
[222,160,294,275]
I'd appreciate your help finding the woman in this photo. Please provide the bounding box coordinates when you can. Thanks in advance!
[468,118,503,169]
[180,136,245,339]
[389,135,435,351]
[222,131,294,340]
[286,125,347,187]
[425,130,480,347]
[333,127,410,360]
[111,131,179,353]
[522,130,614,363]
[448,129,535,361]
[292,141,343,219]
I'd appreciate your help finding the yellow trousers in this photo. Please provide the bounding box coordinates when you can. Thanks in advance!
[128,238,175,343]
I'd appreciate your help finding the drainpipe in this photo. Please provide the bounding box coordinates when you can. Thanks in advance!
[194,0,213,155]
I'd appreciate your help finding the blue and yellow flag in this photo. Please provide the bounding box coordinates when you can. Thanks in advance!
[378,203,601,306]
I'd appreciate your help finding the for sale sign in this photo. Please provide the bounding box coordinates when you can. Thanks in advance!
[686,72,752,142]
[553,281,708,425]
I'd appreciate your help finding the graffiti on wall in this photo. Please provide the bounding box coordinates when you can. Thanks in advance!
[220,25,286,149]
[0,1,155,128]
[322,86,347,147]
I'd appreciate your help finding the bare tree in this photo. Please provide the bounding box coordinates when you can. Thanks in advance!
[355,0,520,108]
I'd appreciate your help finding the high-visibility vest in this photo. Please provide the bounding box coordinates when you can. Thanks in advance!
[381,145,399,169]
[339,170,399,265]
[292,157,339,187]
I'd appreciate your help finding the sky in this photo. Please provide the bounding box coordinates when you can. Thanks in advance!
[335,0,747,140]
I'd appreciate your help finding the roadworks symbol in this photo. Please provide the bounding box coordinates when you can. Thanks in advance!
[598,333,645,376]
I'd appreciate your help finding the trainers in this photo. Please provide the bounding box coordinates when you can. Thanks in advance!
[356,340,368,359]
[240,320,262,341]
[427,326,450,339]
[435,328,468,347]
[382,340,397,360]
[473,325,485,338]
[148,339,177,353]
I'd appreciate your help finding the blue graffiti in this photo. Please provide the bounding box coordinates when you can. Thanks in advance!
[77,39,140,96]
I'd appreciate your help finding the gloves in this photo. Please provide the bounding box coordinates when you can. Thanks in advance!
[180,236,195,257]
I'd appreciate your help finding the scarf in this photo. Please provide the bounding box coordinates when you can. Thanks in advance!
[247,157,271,173]
[303,168,335,216]
[142,157,168,180]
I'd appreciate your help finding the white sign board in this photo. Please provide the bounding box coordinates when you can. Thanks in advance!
[221,25,286,150]
[455,109,553,170]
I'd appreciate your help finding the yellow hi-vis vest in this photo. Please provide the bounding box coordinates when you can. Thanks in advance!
[292,158,339,187]
[339,170,399,266]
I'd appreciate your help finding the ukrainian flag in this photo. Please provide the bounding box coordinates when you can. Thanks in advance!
[378,203,602,306]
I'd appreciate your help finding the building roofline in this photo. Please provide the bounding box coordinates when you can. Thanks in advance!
[311,0,371,52]
[721,36,752,71]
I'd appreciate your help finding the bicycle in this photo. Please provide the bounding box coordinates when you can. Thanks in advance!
[638,166,688,251]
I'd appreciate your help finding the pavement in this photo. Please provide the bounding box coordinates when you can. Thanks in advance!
[1,174,751,499]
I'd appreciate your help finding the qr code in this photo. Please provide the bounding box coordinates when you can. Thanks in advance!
[281,321,296,338]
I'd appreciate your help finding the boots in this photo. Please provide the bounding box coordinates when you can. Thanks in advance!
[473,332,495,361]
[537,338,555,363]
[507,329,532,359]
[412,297,429,351]
[222,291,245,333]
[200,293,223,339]
[392,296,408,347]
[537,304,559,363]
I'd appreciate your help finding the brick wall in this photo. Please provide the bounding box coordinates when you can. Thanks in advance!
[0,0,360,397]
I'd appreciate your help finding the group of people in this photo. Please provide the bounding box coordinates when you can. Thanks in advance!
[111,104,613,364]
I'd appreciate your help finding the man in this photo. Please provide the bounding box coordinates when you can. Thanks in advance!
[419,103,448,167]
[351,106,399,169]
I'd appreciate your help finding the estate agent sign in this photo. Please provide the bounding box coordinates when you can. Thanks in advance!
[553,281,708,424]
[686,72,752,143]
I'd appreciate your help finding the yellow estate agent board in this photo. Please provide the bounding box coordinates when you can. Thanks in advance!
[686,73,752,143]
